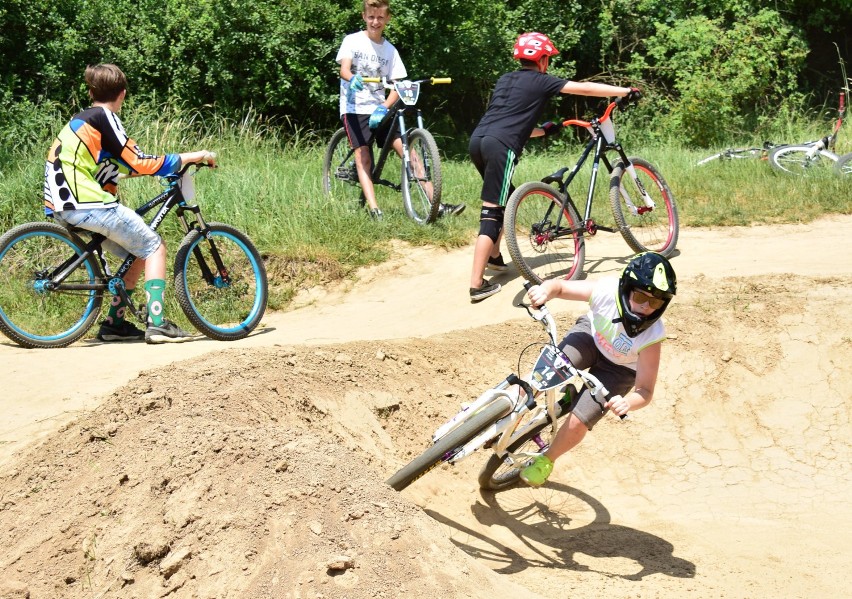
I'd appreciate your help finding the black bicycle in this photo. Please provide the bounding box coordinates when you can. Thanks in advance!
[0,161,268,349]
[322,77,449,224]
[504,95,679,284]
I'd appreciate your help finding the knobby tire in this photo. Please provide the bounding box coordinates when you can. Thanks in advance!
[504,181,585,284]
[769,145,834,176]
[609,157,679,257]
[0,222,103,348]
[174,223,268,341]
[322,128,363,206]
[386,398,512,491]
[401,128,442,224]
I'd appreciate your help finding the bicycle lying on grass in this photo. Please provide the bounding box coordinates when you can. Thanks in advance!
[0,161,268,349]
[386,285,619,492]
[322,76,450,224]
[696,141,778,166]
[504,95,679,284]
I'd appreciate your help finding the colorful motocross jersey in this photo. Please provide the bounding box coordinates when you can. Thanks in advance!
[44,106,181,215]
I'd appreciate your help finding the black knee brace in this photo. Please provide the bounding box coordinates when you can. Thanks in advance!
[479,206,505,243]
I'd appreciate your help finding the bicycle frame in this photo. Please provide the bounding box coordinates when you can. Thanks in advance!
[431,300,611,469]
[47,166,219,319]
[542,101,652,237]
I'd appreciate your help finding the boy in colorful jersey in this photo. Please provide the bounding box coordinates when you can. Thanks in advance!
[44,63,215,344]
[336,0,463,220]
[468,32,639,301]
[520,252,677,486]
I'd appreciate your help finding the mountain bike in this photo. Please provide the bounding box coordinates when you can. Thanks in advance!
[386,285,618,492]
[0,161,268,349]
[322,77,450,224]
[504,95,679,284]
[768,48,849,176]
[696,141,779,166]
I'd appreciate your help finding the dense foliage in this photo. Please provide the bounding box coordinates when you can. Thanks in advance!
[0,0,849,154]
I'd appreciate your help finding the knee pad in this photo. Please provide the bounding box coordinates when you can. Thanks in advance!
[479,206,505,243]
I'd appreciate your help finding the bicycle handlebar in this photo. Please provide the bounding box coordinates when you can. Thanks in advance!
[519,282,625,420]
[362,76,452,86]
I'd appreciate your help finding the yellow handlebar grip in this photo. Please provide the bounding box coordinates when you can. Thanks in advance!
[431,77,452,85]
[362,77,381,83]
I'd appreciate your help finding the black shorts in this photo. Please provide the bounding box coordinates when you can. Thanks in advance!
[469,135,518,206]
[558,315,637,430]
[341,113,400,151]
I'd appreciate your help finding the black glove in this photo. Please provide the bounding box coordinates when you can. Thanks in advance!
[626,87,642,103]
[541,121,562,137]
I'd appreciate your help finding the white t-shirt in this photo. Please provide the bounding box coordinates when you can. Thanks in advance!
[336,31,407,115]
[587,278,666,370]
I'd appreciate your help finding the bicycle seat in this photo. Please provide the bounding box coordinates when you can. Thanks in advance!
[542,167,569,185]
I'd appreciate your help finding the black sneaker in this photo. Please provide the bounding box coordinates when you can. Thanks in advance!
[469,279,501,302]
[439,203,466,217]
[96,320,145,342]
[145,320,195,344]
[369,208,384,221]
[486,253,509,272]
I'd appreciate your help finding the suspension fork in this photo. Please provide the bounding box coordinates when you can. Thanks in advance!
[611,142,656,213]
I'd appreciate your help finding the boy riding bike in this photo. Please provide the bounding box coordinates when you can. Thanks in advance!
[44,63,216,344]
[335,0,463,220]
[520,252,677,486]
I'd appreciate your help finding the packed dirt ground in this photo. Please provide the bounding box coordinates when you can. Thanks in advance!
[1,215,851,598]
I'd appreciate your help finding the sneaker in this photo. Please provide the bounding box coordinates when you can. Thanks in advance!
[145,320,195,344]
[96,320,145,342]
[486,253,508,272]
[438,203,466,217]
[520,454,554,487]
[369,208,384,221]
[469,279,501,302]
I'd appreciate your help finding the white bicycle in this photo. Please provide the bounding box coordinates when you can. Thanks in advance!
[386,285,620,492]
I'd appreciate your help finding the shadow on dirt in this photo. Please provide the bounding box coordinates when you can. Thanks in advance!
[425,481,695,580]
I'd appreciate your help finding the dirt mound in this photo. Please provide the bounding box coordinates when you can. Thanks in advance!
[2,218,852,598]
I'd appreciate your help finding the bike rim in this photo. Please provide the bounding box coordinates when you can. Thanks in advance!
[0,229,99,343]
[180,231,265,335]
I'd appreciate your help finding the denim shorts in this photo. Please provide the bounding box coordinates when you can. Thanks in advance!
[52,204,161,260]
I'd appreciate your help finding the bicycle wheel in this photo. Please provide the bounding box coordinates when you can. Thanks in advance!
[174,223,268,341]
[401,128,442,224]
[478,419,553,491]
[609,157,679,257]
[769,144,834,176]
[322,128,363,205]
[386,397,512,491]
[504,181,585,284]
[0,222,103,348]
[835,152,852,176]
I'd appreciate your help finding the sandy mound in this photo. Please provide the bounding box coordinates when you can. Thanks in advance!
[2,272,851,598]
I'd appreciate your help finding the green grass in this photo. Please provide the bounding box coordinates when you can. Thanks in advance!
[1,103,851,321]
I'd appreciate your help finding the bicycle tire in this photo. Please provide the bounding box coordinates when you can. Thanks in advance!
[477,418,557,491]
[322,128,363,205]
[504,181,585,284]
[834,152,852,176]
[401,128,442,224]
[0,222,103,348]
[609,157,679,257]
[174,223,268,341]
[768,144,834,176]
[386,397,512,491]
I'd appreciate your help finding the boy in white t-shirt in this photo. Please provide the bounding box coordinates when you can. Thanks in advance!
[336,0,463,220]
[520,252,678,486]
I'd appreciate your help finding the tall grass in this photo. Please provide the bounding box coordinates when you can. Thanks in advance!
[1,101,851,314]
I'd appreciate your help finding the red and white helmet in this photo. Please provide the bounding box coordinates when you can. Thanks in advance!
[513,32,559,61]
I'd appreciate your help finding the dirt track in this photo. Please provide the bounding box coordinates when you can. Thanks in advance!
[1,215,851,598]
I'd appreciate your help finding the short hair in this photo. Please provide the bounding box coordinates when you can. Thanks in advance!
[85,64,127,103]
[364,0,390,12]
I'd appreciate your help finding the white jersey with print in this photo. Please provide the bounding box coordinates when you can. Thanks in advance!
[336,31,407,115]
[587,278,665,370]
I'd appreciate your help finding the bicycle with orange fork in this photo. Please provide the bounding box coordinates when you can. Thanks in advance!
[504,94,679,284]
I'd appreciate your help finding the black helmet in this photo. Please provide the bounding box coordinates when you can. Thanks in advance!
[616,252,677,338]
